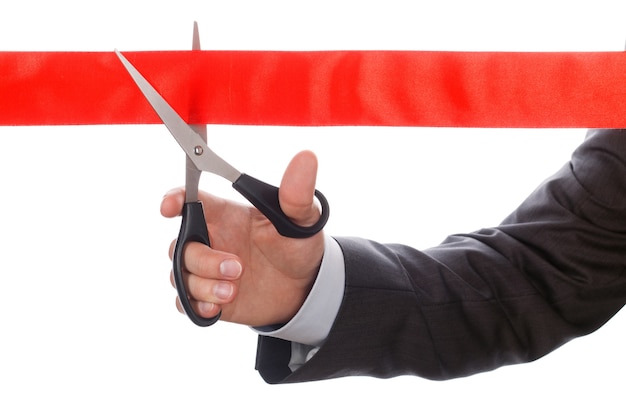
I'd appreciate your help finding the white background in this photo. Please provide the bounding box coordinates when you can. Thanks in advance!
[1,1,624,402]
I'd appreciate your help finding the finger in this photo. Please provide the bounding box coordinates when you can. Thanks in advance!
[172,271,233,315]
[175,296,221,318]
[186,272,237,305]
[171,272,235,306]
[175,296,183,313]
[161,187,224,219]
[279,150,321,226]
[160,187,185,218]
[183,242,243,280]
[169,243,242,298]
[168,239,176,260]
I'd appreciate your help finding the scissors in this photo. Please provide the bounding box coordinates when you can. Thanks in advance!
[114,32,329,327]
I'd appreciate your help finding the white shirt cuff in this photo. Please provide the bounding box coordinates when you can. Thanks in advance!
[253,234,345,347]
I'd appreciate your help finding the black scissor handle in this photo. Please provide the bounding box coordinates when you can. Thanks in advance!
[233,174,330,238]
[173,201,221,327]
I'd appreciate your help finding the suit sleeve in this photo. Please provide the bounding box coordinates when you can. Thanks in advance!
[256,129,626,383]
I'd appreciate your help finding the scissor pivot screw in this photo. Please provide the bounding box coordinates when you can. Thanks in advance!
[193,145,204,156]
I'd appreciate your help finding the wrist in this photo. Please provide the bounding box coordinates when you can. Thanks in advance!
[254,235,345,346]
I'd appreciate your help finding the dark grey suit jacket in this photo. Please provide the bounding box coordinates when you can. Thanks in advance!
[256,129,626,384]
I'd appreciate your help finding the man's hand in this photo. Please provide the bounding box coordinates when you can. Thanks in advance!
[160,151,325,327]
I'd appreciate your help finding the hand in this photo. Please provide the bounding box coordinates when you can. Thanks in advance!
[160,151,326,327]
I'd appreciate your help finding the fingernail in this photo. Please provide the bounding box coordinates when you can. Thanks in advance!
[198,301,215,314]
[220,260,242,279]
[214,282,233,300]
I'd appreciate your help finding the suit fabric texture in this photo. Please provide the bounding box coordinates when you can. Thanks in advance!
[256,129,626,384]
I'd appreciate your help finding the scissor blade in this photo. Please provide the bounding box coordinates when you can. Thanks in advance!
[185,125,204,202]
[186,21,206,203]
[114,49,240,183]
[192,21,201,52]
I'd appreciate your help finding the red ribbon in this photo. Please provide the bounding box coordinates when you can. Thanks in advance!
[2,50,625,127]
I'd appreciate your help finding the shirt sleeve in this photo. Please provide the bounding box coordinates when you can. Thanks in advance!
[253,234,345,347]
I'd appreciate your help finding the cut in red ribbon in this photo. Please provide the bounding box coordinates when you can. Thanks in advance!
[1,50,625,127]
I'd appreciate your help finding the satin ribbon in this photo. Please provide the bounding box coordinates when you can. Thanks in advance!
[1,50,625,127]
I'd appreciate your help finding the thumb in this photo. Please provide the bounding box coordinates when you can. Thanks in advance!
[279,150,320,226]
